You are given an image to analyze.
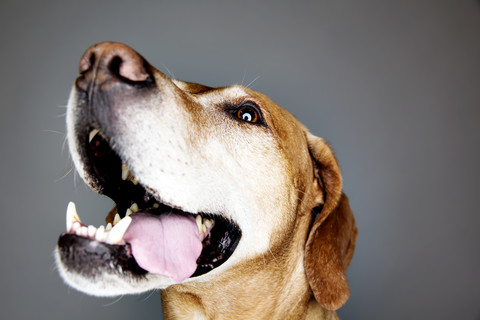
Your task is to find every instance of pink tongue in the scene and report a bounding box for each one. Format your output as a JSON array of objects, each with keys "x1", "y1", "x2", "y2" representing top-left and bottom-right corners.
[{"x1": 123, "y1": 213, "x2": 202, "y2": 282}]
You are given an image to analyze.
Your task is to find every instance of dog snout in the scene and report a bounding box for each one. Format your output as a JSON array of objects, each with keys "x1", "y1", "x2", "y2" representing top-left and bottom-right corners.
[{"x1": 76, "y1": 41, "x2": 152, "y2": 91}]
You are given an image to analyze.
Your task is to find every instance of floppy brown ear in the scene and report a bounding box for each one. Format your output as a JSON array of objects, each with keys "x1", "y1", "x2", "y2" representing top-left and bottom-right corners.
[{"x1": 304, "y1": 133, "x2": 357, "y2": 310}]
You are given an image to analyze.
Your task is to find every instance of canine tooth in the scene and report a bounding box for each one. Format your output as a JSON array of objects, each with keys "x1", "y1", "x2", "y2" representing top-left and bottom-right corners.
[
  {"x1": 121, "y1": 163, "x2": 130, "y2": 181},
  {"x1": 125, "y1": 208, "x2": 133, "y2": 216},
  {"x1": 66, "y1": 202, "x2": 81, "y2": 231},
  {"x1": 195, "y1": 215, "x2": 203, "y2": 233},
  {"x1": 113, "y1": 213, "x2": 121, "y2": 226},
  {"x1": 202, "y1": 224, "x2": 207, "y2": 233},
  {"x1": 88, "y1": 225, "x2": 97, "y2": 238},
  {"x1": 130, "y1": 203, "x2": 139, "y2": 213},
  {"x1": 106, "y1": 222, "x2": 113, "y2": 231},
  {"x1": 106, "y1": 216, "x2": 132, "y2": 244},
  {"x1": 89, "y1": 129, "x2": 100, "y2": 143}
]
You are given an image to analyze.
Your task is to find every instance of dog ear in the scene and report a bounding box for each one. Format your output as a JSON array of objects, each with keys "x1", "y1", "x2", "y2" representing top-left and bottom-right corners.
[{"x1": 304, "y1": 133, "x2": 357, "y2": 310}]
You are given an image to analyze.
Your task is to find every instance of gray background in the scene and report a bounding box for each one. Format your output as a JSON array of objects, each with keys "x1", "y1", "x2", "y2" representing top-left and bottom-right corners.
[{"x1": 1, "y1": 0, "x2": 479, "y2": 319}]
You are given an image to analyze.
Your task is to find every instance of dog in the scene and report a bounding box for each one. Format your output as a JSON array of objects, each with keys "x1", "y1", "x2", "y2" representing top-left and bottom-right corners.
[{"x1": 55, "y1": 42, "x2": 357, "y2": 320}]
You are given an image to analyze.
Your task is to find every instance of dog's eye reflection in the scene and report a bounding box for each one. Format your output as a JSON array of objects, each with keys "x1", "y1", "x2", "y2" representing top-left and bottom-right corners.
[{"x1": 237, "y1": 106, "x2": 259, "y2": 123}]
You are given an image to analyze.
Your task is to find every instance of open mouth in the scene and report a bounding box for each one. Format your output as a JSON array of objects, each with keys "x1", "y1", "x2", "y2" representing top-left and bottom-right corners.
[{"x1": 57, "y1": 129, "x2": 241, "y2": 282}]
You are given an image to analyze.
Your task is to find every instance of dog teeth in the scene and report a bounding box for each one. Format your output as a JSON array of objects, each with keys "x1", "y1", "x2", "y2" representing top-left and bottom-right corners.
[
  {"x1": 195, "y1": 215, "x2": 214, "y2": 235},
  {"x1": 65, "y1": 202, "x2": 132, "y2": 245},
  {"x1": 121, "y1": 163, "x2": 130, "y2": 181},
  {"x1": 96, "y1": 225, "x2": 106, "y2": 242},
  {"x1": 78, "y1": 226, "x2": 88, "y2": 238},
  {"x1": 130, "y1": 203, "x2": 139, "y2": 213},
  {"x1": 130, "y1": 176, "x2": 139, "y2": 185},
  {"x1": 66, "y1": 202, "x2": 81, "y2": 231},
  {"x1": 195, "y1": 215, "x2": 202, "y2": 231},
  {"x1": 125, "y1": 203, "x2": 139, "y2": 217},
  {"x1": 88, "y1": 129, "x2": 100, "y2": 143},
  {"x1": 65, "y1": 202, "x2": 213, "y2": 245},
  {"x1": 113, "y1": 213, "x2": 122, "y2": 226},
  {"x1": 204, "y1": 219, "x2": 213, "y2": 229},
  {"x1": 71, "y1": 221, "x2": 81, "y2": 233},
  {"x1": 87, "y1": 225, "x2": 97, "y2": 238},
  {"x1": 121, "y1": 163, "x2": 139, "y2": 185},
  {"x1": 106, "y1": 216, "x2": 132, "y2": 244}
]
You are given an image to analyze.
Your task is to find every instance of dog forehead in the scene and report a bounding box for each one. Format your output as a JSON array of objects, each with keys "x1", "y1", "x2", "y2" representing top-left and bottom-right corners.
[
  {"x1": 175, "y1": 81, "x2": 307, "y2": 130},
  {"x1": 169, "y1": 80, "x2": 313, "y2": 179},
  {"x1": 194, "y1": 85, "x2": 251, "y2": 105}
]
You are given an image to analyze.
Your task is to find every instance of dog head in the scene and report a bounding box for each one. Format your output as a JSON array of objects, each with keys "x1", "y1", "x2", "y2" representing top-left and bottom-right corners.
[{"x1": 56, "y1": 42, "x2": 356, "y2": 311}]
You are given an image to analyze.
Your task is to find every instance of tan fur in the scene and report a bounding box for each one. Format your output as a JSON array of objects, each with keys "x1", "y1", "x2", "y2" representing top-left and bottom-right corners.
[
  {"x1": 62, "y1": 42, "x2": 357, "y2": 320},
  {"x1": 157, "y1": 86, "x2": 357, "y2": 319}
]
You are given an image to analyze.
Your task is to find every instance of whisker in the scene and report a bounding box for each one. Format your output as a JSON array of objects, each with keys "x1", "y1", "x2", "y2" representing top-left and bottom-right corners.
[
  {"x1": 43, "y1": 129, "x2": 66, "y2": 136},
  {"x1": 62, "y1": 136, "x2": 69, "y2": 153},
  {"x1": 240, "y1": 69, "x2": 247, "y2": 87},
  {"x1": 161, "y1": 64, "x2": 176, "y2": 80},
  {"x1": 73, "y1": 170, "x2": 81, "y2": 188},
  {"x1": 103, "y1": 295, "x2": 124, "y2": 306},
  {"x1": 141, "y1": 289, "x2": 158, "y2": 301},
  {"x1": 291, "y1": 294, "x2": 306, "y2": 314},
  {"x1": 55, "y1": 165, "x2": 74, "y2": 183},
  {"x1": 268, "y1": 247, "x2": 279, "y2": 265},
  {"x1": 294, "y1": 188, "x2": 307, "y2": 196},
  {"x1": 245, "y1": 75, "x2": 261, "y2": 89}
]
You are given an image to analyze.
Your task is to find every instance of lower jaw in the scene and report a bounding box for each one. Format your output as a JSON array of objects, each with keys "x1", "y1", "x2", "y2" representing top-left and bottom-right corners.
[
  {"x1": 57, "y1": 233, "x2": 147, "y2": 277},
  {"x1": 57, "y1": 212, "x2": 241, "y2": 281}
]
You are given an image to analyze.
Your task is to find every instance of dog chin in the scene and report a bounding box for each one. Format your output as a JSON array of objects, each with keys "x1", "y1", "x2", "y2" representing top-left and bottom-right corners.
[{"x1": 55, "y1": 247, "x2": 175, "y2": 297}]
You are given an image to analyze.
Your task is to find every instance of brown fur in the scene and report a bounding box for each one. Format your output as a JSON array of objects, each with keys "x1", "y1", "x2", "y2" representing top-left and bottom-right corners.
[
  {"x1": 63, "y1": 42, "x2": 357, "y2": 320},
  {"x1": 159, "y1": 108, "x2": 357, "y2": 319}
]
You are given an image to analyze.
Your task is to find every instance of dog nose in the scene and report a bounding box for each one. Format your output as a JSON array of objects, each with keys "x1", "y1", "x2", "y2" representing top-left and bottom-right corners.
[{"x1": 78, "y1": 42, "x2": 150, "y2": 83}]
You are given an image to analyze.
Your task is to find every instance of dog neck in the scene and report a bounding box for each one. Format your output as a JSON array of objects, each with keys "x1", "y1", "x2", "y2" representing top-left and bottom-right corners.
[
  {"x1": 160, "y1": 222, "x2": 337, "y2": 320},
  {"x1": 160, "y1": 264, "x2": 310, "y2": 319},
  {"x1": 161, "y1": 269, "x2": 337, "y2": 320}
]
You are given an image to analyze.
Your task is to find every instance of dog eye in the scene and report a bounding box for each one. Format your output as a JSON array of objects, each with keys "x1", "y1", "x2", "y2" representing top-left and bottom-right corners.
[{"x1": 236, "y1": 105, "x2": 260, "y2": 123}]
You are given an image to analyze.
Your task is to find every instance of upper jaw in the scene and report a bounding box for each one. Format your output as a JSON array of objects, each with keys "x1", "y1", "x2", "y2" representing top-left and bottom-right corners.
[{"x1": 59, "y1": 107, "x2": 242, "y2": 290}]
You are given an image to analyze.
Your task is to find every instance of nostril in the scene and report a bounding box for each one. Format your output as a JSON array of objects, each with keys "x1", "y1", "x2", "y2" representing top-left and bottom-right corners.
[
  {"x1": 117, "y1": 56, "x2": 150, "y2": 82},
  {"x1": 107, "y1": 55, "x2": 150, "y2": 83},
  {"x1": 79, "y1": 51, "x2": 96, "y2": 74},
  {"x1": 78, "y1": 42, "x2": 152, "y2": 84},
  {"x1": 108, "y1": 56, "x2": 122, "y2": 78}
]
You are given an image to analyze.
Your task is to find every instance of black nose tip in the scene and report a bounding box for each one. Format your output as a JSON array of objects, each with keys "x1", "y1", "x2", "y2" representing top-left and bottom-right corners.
[{"x1": 79, "y1": 41, "x2": 150, "y2": 82}]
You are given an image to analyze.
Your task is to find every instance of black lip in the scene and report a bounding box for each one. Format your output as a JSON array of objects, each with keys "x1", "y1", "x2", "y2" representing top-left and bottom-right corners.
[
  {"x1": 59, "y1": 130, "x2": 241, "y2": 278},
  {"x1": 57, "y1": 233, "x2": 147, "y2": 278}
]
